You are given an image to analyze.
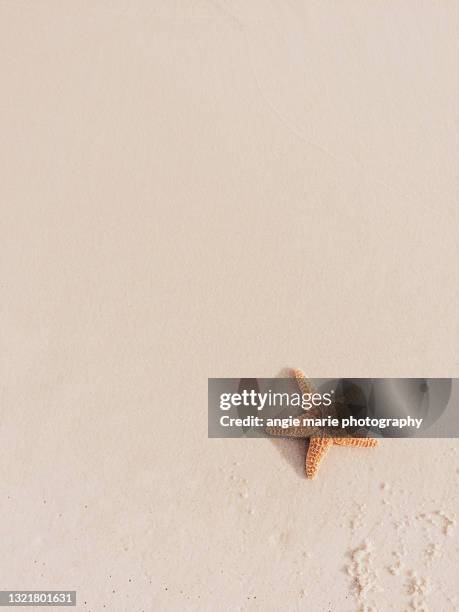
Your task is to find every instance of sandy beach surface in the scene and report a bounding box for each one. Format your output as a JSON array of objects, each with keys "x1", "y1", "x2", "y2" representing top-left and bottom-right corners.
[{"x1": 1, "y1": 2, "x2": 458, "y2": 610}]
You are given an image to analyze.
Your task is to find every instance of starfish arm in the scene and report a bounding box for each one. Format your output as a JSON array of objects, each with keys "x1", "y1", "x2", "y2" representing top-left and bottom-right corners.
[
  {"x1": 293, "y1": 369, "x2": 317, "y2": 395},
  {"x1": 306, "y1": 437, "x2": 333, "y2": 479},
  {"x1": 266, "y1": 425, "x2": 320, "y2": 438},
  {"x1": 333, "y1": 437, "x2": 378, "y2": 447}
]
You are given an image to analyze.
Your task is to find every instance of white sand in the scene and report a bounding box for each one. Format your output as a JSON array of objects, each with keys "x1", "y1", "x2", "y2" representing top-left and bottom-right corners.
[{"x1": 1, "y1": 1, "x2": 458, "y2": 610}]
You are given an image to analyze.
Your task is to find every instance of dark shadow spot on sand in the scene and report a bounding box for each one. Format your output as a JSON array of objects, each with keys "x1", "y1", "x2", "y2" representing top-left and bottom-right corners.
[{"x1": 270, "y1": 437, "x2": 307, "y2": 479}]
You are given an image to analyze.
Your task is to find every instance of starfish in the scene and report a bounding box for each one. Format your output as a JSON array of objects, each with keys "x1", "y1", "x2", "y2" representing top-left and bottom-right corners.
[{"x1": 266, "y1": 369, "x2": 378, "y2": 479}]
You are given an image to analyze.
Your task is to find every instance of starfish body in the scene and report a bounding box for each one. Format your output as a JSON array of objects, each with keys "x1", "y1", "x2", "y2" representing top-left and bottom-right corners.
[{"x1": 266, "y1": 369, "x2": 378, "y2": 479}]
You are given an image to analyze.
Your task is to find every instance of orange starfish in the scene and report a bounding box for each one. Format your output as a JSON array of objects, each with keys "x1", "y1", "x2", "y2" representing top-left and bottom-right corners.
[{"x1": 266, "y1": 369, "x2": 378, "y2": 479}]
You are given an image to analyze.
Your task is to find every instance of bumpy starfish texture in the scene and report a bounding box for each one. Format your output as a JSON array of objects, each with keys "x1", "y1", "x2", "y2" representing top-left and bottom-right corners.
[{"x1": 266, "y1": 369, "x2": 378, "y2": 479}]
